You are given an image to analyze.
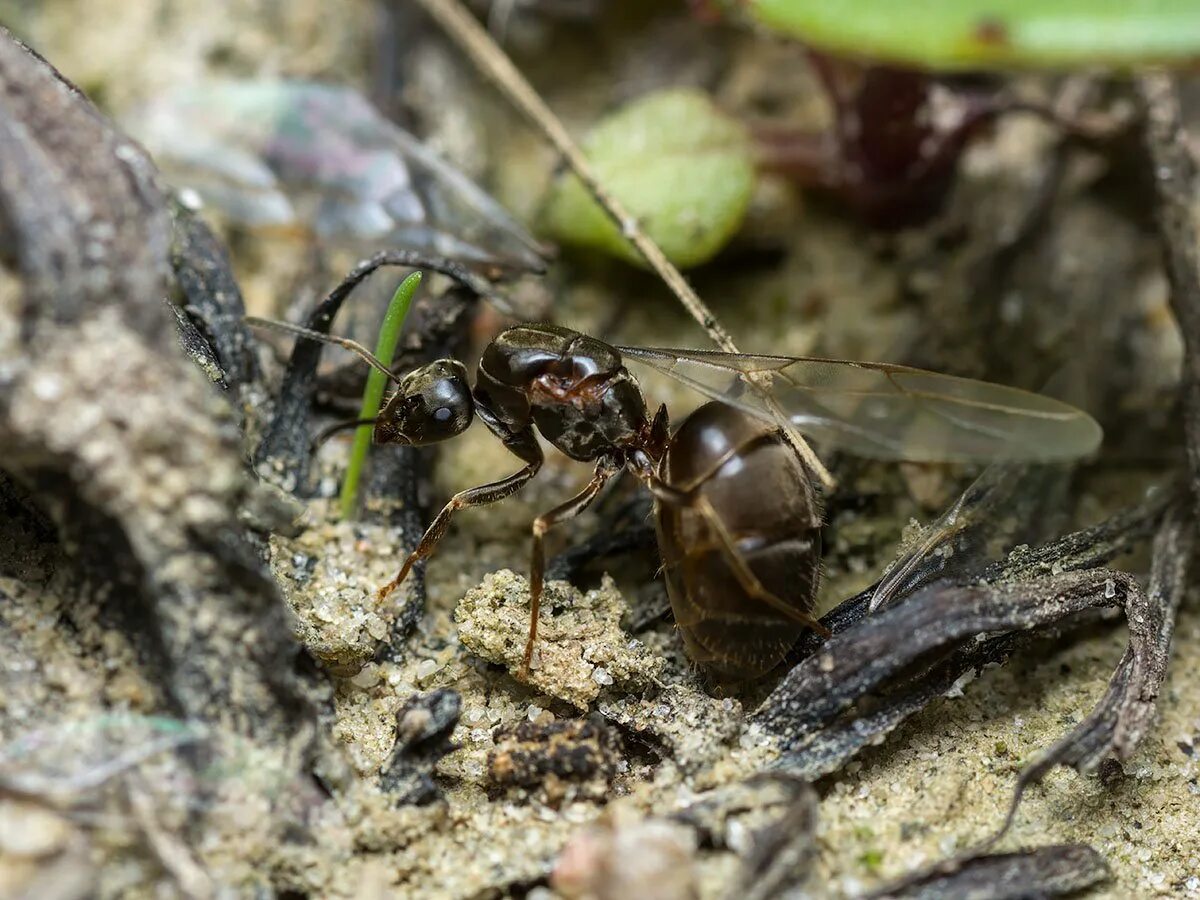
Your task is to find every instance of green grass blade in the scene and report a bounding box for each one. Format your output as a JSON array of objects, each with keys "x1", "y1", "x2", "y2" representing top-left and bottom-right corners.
[
  {"x1": 748, "y1": 0, "x2": 1200, "y2": 69},
  {"x1": 338, "y1": 270, "x2": 423, "y2": 520}
]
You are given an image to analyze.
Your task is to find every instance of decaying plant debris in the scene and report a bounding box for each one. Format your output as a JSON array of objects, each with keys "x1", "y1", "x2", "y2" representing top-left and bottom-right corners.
[
  {"x1": 0, "y1": 27, "x2": 310, "y2": 745},
  {"x1": 761, "y1": 485, "x2": 1181, "y2": 774},
  {"x1": 2, "y1": 2, "x2": 1199, "y2": 898},
  {"x1": 865, "y1": 843, "x2": 1111, "y2": 900}
]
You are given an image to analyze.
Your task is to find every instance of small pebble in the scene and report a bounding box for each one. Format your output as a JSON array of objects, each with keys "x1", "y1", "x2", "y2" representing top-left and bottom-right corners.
[
  {"x1": 416, "y1": 658, "x2": 440, "y2": 680},
  {"x1": 365, "y1": 615, "x2": 387, "y2": 641},
  {"x1": 725, "y1": 819, "x2": 750, "y2": 855},
  {"x1": 350, "y1": 665, "x2": 381, "y2": 688}
]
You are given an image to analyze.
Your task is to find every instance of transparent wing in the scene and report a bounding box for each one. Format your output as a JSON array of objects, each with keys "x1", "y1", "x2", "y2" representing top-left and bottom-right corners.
[
  {"x1": 617, "y1": 347, "x2": 1102, "y2": 463},
  {"x1": 868, "y1": 462, "x2": 1070, "y2": 612}
]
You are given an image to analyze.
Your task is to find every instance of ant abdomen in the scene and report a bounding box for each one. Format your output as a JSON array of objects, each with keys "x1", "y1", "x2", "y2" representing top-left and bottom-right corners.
[{"x1": 655, "y1": 402, "x2": 823, "y2": 680}]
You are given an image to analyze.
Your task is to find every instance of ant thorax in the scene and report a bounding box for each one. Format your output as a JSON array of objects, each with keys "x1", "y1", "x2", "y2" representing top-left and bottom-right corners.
[{"x1": 528, "y1": 367, "x2": 650, "y2": 462}]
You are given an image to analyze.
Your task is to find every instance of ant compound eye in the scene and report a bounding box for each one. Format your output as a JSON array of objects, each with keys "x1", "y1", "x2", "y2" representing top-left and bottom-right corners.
[{"x1": 433, "y1": 407, "x2": 453, "y2": 423}]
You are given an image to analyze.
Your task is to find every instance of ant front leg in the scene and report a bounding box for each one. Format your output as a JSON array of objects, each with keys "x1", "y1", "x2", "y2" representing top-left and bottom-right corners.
[
  {"x1": 378, "y1": 428, "x2": 543, "y2": 601},
  {"x1": 521, "y1": 457, "x2": 620, "y2": 677}
]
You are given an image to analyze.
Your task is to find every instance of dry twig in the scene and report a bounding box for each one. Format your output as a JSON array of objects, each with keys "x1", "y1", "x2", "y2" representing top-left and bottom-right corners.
[
  {"x1": 865, "y1": 843, "x2": 1109, "y2": 900},
  {"x1": 405, "y1": 0, "x2": 835, "y2": 489}
]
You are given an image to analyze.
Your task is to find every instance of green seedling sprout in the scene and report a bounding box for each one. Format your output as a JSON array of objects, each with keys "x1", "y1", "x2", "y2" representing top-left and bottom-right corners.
[{"x1": 338, "y1": 270, "x2": 423, "y2": 520}]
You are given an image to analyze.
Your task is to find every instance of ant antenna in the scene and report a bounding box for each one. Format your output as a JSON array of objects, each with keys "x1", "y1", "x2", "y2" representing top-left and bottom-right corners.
[
  {"x1": 245, "y1": 316, "x2": 400, "y2": 383},
  {"x1": 310, "y1": 417, "x2": 380, "y2": 454}
]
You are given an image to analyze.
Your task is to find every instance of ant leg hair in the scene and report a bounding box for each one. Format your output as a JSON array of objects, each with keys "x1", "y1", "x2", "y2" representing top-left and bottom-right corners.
[
  {"x1": 650, "y1": 472, "x2": 831, "y2": 639},
  {"x1": 310, "y1": 417, "x2": 378, "y2": 454},
  {"x1": 520, "y1": 458, "x2": 619, "y2": 678},
  {"x1": 692, "y1": 494, "x2": 830, "y2": 638},
  {"x1": 377, "y1": 429, "x2": 543, "y2": 601}
]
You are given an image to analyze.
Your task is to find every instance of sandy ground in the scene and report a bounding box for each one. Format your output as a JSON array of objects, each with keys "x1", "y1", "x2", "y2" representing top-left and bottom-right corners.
[{"x1": 0, "y1": 1, "x2": 1195, "y2": 898}]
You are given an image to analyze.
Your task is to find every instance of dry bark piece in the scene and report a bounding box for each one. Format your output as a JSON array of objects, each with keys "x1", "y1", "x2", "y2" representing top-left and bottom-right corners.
[
  {"x1": 865, "y1": 843, "x2": 1109, "y2": 900},
  {"x1": 767, "y1": 486, "x2": 1174, "y2": 776},
  {"x1": 487, "y1": 717, "x2": 620, "y2": 803},
  {"x1": 775, "y1": 631, "x2": 1021, "y2": 780},
  {"x1": 1002, "y1": 506, "x2": 1193, "y2": 817},
  {"x1": 168, "y1": 201, "x2": 261, "y2": 397},
  {"x1": 756, "y1": 569, "x2": 1137, "y2": 748},
  {"x1": 1137, "y1": 72, "x2": 1200, "y2": 523},
  {"x1": 791, "y1": 479, "x2": 1173, "y2": 665},
  {"x1": 0, "y1": 29, "x2": 169, "y2": 336},
  {"x1": 169, "y1": 302, "x2": 228, "y2": 390},
  {"x1": 380, "y1": 689, "x2": 461, "y2": 804}
]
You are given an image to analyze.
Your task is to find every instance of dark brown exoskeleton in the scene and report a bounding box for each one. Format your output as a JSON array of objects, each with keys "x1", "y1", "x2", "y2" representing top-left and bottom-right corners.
[
  {"x1": 247, "y1": 318, "x2": 1103, "y2": 680},
  {"x1": 367, "y1": 324, "x2": 828, "y2": 678},
  {"x1": 656, "y1": 402, "x2": 823, "y2": 679}
]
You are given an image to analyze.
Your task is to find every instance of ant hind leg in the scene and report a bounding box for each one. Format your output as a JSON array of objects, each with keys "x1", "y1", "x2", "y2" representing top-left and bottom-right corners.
[
  {"x1": 648, "y1": 469, "x2": 829, "y2": 640},
  {"x1": 693, "y1": 494, "x2": 830, "y2": 638}
]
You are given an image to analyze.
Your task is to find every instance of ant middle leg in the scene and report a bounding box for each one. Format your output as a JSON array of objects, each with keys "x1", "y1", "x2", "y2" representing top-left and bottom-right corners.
[
  {"x1": 378, "y1": 429, "x2": 543, "y2": 601},
  {"x1": 520, "y1": 457, "x2": 619, "y2": 677}
]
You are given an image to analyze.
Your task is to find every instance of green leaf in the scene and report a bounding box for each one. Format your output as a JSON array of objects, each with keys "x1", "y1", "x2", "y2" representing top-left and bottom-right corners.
[
  {"x1": 339, "y1": 271, "x2": 422, "y2": 521},
  {"x1": 748, "y1": 0, "x2": 1200, "y2": 69},
  {"x1": 540, "y1": 88, "x2": 755, "y2": 269}
]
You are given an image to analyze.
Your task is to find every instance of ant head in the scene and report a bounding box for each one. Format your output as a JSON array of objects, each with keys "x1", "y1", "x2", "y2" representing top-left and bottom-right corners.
[{"x1": 375, "y1": 360, "x2": 474, "y2": 446}]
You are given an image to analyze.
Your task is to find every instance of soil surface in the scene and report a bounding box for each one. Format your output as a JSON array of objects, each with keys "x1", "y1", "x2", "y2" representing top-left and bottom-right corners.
[{"x1": 0, "y1": 2, "x2": 1196, "y2": 899}]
